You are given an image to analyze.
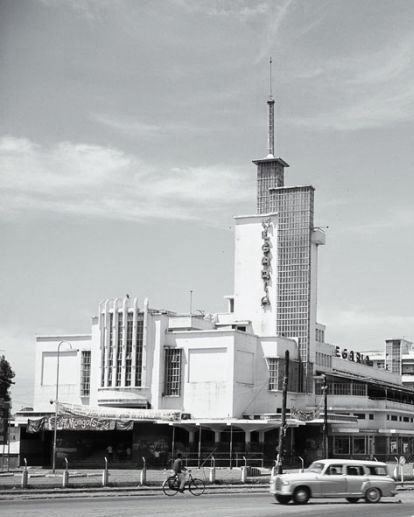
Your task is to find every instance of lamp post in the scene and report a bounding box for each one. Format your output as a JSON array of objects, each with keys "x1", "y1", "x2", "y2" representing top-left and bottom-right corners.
[
  {"x1": 52, "y1": 341, "x2": 73, "y2": 473},
  {"x1": 314, "y1": 374, "x2": 328, "y2": 458}
]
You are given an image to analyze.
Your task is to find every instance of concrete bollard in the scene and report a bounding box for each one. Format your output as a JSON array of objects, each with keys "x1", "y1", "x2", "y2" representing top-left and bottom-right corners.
[
  {"x1": 102, "y1": 457, "x2": 109, "y2": 487},
  {"x1": 209, "y1": 456, "x2": 216, "y2": 484},
  {"x1": 139, "y1": 456, "x2": 147, "y2": 486},
  {"x1": 21, "y1": 458, "x2": 28, "y2": 488},
  {"x1": 62, "y1": 457, "x2": 69, "y2": 488},
  {"x1": 241, "y1": 466, "x2": 247, "y2": 483}
]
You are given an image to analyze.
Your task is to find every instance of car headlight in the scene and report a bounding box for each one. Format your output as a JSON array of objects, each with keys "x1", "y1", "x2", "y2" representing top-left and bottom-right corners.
[{"x1": 281, "y1": 479, "x2": 290, "y2": 485}]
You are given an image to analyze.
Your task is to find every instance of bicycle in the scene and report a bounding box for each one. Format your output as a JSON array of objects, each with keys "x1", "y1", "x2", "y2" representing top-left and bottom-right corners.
[{"x1": 162, "y1": 469, "x2": 206, "y2": 496}]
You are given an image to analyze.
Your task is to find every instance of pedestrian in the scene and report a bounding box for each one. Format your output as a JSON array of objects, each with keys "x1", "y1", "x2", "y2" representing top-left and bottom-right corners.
[
  {"x1": 106, "y1": 445, "x2": 113, "y2": 462},
  {"x1": 172, "y1": 452, "x2": 187, "y2": 492}
]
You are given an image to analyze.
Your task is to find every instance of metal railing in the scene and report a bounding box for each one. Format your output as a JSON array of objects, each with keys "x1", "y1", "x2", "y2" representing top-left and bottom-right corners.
[{"x1": 183, "y1": 452, "x2": 264, "y2": 468}]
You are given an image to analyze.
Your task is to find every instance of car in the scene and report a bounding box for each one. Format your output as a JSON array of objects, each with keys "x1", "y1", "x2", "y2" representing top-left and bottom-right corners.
[{"x1": 270, "y1": 458, "x2": 397, "y2": 504}]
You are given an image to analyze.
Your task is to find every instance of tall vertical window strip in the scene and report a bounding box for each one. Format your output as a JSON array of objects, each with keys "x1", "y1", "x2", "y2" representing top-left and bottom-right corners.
[
  {"x1": 108, "y1": 312, "x2": 114, "y2": 387},
  {"x1": 164, "y1": 349, "x2": 182, "y2": 396},
  {"x1": 125, "y1": 313, "x2": 133, "y2": 386},
  {"x1": 80, "y1": 350, "x2": 91, "y2": 396},
  {"x1": 273, "y1": 188, "x2": 314, "y2": 369},
  {"x1": 268, "y1": 358, "x2": 278, "y2": 390},
  {"x1": 135, "y1": 318, "x2": 144, "y2": 386},
  {"x1": 116, "y1": 313, "x2": 123, "y2": 386}
]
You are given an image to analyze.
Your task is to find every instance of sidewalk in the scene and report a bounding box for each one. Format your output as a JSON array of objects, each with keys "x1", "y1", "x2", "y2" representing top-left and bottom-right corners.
[{"x1": 0, "y1": 467, "x2": 270, "y2": 497}]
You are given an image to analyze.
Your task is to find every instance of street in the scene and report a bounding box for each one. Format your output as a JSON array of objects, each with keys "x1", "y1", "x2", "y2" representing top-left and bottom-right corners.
[{"x1": 0, "y1": 491, "x2": 413, "y2": 517}]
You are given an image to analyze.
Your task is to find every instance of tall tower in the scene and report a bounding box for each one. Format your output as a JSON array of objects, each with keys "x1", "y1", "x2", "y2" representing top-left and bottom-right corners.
[
  {"x1": 254, "y1": 58, "x2": 289, "y2": 214},
  {"x1": 252, "y1": 59, "x2": 324, "y2": 392}
]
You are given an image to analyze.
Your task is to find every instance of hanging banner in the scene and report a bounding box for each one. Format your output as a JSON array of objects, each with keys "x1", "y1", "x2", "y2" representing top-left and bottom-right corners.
[
  {"x1": 27, "y1": 416, "x2": 134, "y2": 433},
  {"x1": 290, "y1": 408, "x2": 320, "y2": 421},
  {"x1": 58, "y1": 402, "x2": 181, "y2": 422}
]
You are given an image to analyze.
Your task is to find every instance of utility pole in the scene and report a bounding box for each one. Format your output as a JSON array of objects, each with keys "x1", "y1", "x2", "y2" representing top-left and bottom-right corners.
[
  {"x1": 322, "y1": 374, "x2": 328, "y2": 458},
  {"x1": 277, "y1": 350, "x2": 289, "y2": 474}
]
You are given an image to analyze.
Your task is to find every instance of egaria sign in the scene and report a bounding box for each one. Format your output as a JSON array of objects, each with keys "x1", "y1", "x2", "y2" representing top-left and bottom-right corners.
[{"x1": 335, "y1": 346, "x2": 371, "y2": 366}]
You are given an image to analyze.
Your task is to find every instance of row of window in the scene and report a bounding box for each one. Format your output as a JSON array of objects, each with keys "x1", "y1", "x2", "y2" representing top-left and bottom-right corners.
[
  {"x1": 387, "y1": 414, "x2": 413, "y2": 422},
  {"x1": 101, "y1": 313, "x2": 144, "y2": 388}
]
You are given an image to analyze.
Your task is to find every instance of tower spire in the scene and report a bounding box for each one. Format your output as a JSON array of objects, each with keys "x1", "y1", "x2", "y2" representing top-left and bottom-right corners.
[{"x1": 267, "y1": 56, "x2": 275, "y2": 159}]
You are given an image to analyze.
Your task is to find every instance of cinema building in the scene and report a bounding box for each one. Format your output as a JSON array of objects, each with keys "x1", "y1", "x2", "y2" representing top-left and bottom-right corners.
[{"x1": 13, "y1": 91, "x2": 414, "y2": 468}]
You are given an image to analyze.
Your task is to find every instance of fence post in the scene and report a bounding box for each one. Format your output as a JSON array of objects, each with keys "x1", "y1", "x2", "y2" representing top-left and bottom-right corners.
[
  {"x1": 209, "y1": 456, "x2": 216, "y2": 484},
  {"x1": 393, "y1": 456, "x2": 399, "y2": 480},
  {"x1": 102, "y1": 457, "x2": 109, "y2": 487},
  {"x1": 62, "y1": 457, "x2": 69, "y2": 488},
  {"x1": 240, "y1": 456, "x2": 247, "y2": 483},
  {"x1": 140, "y1": 456, "x2": 147, "y2": 486},
  {"x1": 21, "y1": 458, "x2": 28, "y2": 488}
]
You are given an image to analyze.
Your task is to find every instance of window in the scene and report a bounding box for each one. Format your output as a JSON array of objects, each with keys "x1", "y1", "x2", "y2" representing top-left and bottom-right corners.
[
  {"x1": 116, "y1": 313, "x2": 123, "y2": 386},
  {"x1": 125, "y1": 315, "x2": 133, "y2": 386},
  {"x1": 80, "y1": 351, "x2": 91, "y2": 396},
  {"x1": 391, "y1": 415, "x2": 398, "y2": 421},
  {"x1": 353, "y1": 437, "x2": 366, "y2": 455},
  {"x1": 268, "y1": 358, "x2": 278, "y2": 390},
  {"x1": 164, "y1": 349, "x2": 182, "y2": 396},
  {"x1": 334, "y1": 437, "x2": 350, "y2": 455},
  {"x1": 369, "y1": 414, "x2": 374, "y2": 420},
  {"x1": 327, "y1": 465, "x2": 343, "y2": 475},
  {"x1": 347, "y1": 465, "x2": 364, "y2": 476},
  {"x1": 135, "y1": 319, "x2": 144, "y2": 386},
  {"x1": 367, "y1": 465, "x2": 387, "y2": 476},
  {"x1": 355, "y1": 413, "x2": 366, "y2": 420}
]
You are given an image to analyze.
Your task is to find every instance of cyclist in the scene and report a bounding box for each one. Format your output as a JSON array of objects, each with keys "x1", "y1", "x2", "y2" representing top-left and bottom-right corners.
[{"x1": 172, "y1": 453, "x2": 187, "y2": 492}]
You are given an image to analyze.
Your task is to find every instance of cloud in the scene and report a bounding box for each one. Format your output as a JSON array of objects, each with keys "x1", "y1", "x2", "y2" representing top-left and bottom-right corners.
[
  {"x1": 255, "y1": 0, "x2": 295, "y2": 63},
  {"x1": 39, "y1": 0, "x2": 125, "y2": 21},
  {"x1": 92, "y1": 113, "x2": 206, "y2": 139},
  {"x1": 289, "y1": 33, "x2": 414, "y2": 131},
  {"x1": 0, "y1": 136, "x2": 252, "y2": 223},
  {"x1": 171, "y1": 0, "x2": 269, "y2": 19}
]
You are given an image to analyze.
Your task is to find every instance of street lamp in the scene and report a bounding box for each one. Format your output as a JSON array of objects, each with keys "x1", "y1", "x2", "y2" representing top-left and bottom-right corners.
[
  {"x1": 314, "y1": 374, "x2": 328, "y2": 458},
  {"x1": 52, "y1": 340, "x2": 74, "y2": 473}
]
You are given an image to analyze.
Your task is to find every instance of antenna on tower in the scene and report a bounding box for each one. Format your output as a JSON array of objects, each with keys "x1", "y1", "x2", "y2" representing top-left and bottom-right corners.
[
  {"x1": 269, "y1": 56, "x2": 273, "y2": 100},
  {"x1": 267, "y1": 56, "x2": 275, "y2": 159}
]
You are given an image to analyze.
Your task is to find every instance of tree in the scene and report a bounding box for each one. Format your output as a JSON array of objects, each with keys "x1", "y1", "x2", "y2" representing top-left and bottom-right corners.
[{"x1": 0, "y1": 355, "x2": 15, "y2": 403}]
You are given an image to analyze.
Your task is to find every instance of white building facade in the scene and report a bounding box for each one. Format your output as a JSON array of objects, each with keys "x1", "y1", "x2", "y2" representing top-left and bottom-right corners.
[{"x1": 15, "y1": 89, "x2": 414, "y2": 468}]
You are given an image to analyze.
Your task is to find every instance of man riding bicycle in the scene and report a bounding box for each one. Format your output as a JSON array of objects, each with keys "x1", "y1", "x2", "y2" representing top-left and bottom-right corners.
[{"x1": 172, "y1": 453, "x2": 187, "y2": 492}]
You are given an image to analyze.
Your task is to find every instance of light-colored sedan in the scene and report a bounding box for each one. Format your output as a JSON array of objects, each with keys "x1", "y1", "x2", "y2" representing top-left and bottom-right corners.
[{"x1": 270, "y1": 459, "x2": 397, "y2": 504}]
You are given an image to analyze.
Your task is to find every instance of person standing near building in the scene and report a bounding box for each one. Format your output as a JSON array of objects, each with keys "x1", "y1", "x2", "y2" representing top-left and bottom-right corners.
[{"x1": 173, "y1": 453, "x2": 187, "y2": 492}]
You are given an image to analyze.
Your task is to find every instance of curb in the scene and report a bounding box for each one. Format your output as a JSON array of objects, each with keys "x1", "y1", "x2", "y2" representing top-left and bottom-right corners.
[{"x1": 0, "y1": 484, "x2": 269, "y2": 500}]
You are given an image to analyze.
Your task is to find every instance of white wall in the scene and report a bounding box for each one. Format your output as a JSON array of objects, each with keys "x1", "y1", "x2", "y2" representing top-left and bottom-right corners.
[
  {"x1": 233, "y1": 213, "x2": 278, "y2": 336},
  {"x1": 33, "y1": 335, "x2": 91, "y2": 412}
]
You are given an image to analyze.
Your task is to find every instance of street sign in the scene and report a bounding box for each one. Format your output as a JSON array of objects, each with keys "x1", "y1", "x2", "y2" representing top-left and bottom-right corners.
[{"x1": 399, "y1": 456, "x2": 406, "y2": 465}]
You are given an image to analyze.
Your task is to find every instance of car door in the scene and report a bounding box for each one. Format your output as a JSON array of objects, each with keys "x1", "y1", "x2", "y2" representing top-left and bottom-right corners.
[
  {"x1": 317, "y1": 464, "x2": 346, "y2": 497},
  {"x1": 345, "y1": 464, "x2": 366, "y2": 496}
]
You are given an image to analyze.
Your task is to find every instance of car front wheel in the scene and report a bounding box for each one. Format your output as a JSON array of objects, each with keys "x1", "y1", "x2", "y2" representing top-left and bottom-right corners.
[
  {"x1": 365, "y1": 487, "x2": 381, "y2": 503},
  {"x1": 293, "y1": 486, "x2": 310, "y2": 504}
]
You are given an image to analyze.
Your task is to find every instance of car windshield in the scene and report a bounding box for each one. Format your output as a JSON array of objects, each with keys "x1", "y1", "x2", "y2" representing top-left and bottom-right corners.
[{"x1": 306, "y1": 462, "x2": 324, "y2": 473}]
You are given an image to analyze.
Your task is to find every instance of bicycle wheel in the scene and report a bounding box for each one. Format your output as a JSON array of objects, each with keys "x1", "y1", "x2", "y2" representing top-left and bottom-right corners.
[
  {"x1": 162, "y1": 475, "x2": 180, "y2": 496},
  {"x1": 189, "y1": 478, "x2": 205, "y2": 496}
]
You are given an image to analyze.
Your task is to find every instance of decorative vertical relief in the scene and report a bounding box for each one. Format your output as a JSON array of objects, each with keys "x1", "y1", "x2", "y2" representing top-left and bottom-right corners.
[{"x1": 261, "y1": 219, "x2": 272, "y2": 306}]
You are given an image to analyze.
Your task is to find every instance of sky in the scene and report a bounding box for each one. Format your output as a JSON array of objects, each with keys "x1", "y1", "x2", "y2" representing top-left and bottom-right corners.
[{"x1": 1, "y1": 0, "x2": 414, "y2": 410}]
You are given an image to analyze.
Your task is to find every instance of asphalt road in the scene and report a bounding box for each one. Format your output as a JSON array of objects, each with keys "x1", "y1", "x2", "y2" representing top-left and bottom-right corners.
[{"x1": 0, "y1": 492, "x2": 413, "y2": 517}]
